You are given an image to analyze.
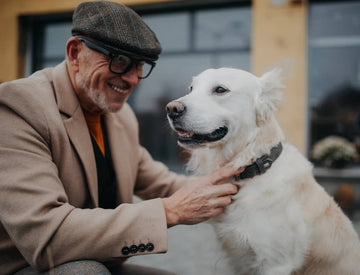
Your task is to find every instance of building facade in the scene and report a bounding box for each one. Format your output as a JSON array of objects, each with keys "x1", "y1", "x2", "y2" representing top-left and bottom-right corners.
[{"x1": 1, "y1": 0, "x2": 359, "y2": 185}]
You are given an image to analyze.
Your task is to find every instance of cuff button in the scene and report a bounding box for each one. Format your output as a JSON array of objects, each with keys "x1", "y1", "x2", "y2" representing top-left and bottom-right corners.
[
  {"x1": 146, "y1": 243, "x2": 154, "y2": 252},
  {"x1": 130, "y1": 244, "x2": 139, "y2": 254},
  {"x1": 138, "y1": 243, "x2": 146, "y2": 252},
  {"x1": 121, "y1": 246, "x2": 130, "y2": 255}
]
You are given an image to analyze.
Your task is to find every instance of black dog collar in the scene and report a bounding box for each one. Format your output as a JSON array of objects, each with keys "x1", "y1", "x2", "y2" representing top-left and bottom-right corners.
[{"x1": 233, "y1": 143, "x2": 283, "y2": 181}]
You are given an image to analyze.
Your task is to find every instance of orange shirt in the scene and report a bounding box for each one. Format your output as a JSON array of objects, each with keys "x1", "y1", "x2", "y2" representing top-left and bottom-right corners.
[{"x1": 83, "y1": 111, "x2": 105, "y2": 156}]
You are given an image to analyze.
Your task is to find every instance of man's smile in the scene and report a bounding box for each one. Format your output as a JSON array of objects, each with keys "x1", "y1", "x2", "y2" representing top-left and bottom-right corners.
[{"x1": 108, "y1": 83, "x2": 129, "y2": 94}]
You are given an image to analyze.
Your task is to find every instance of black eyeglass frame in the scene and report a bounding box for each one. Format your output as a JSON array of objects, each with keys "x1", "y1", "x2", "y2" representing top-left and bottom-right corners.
[{"x1": 77, "y1": 37, "x2": 156, "y2": 79}]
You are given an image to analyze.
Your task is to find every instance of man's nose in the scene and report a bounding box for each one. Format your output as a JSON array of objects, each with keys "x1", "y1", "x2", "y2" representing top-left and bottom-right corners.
[
  {"x1": 120, "y1": 64, "x2": 140, "y2": 86},
  {"x1": 166, "y1": 101, "x2": 186, "y2": 120}
]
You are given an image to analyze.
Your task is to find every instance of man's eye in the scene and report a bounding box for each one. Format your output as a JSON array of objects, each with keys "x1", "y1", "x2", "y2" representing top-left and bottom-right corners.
[
  {"x1": 113, "y1": 55, "x2": 131, "y2": 65},
  {"x1": 214, "y1": 86, "x2": 229, "y2": 94}
]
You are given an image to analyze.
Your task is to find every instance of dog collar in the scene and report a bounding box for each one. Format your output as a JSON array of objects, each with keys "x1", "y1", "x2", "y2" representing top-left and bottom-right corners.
[{"x1": 233, "y1": 142, "x2": 283, "y2": 181}]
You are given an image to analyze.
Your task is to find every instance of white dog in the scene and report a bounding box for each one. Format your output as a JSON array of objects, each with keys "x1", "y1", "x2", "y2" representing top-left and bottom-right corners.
[{"x1": 166, "y1": 67, "x2": 360, "y2": 275}]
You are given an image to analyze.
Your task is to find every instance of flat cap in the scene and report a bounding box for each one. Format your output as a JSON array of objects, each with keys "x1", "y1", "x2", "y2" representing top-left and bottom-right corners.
[{"x1": 72, "y1": 1, "x2": 162, "y2": 60}]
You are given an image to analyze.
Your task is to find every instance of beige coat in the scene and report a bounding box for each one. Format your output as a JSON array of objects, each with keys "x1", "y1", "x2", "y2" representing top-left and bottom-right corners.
[{"x1": 0, "y1": 61, "x2": 187, "y2": 274}]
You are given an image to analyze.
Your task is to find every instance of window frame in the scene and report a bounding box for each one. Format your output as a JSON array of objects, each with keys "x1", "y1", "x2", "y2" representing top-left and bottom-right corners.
[
  {"x1": 20, "y1": 0, "x2": 252, "y2": 172},
  {"x1": 307, "y1": 0, "x2": 360, "y2": 186},
  {"x1": 20, "y1": 0, "x2": 251, "y2": 75}
]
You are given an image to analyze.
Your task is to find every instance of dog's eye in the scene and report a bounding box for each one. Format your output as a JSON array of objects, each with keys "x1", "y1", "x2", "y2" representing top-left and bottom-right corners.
[
  {"x1": 189, "y1": 86, "x2": 193, "y2": 92},
  {"x1": 214, "y1": 86, "x2": 229, "y2": 94}
]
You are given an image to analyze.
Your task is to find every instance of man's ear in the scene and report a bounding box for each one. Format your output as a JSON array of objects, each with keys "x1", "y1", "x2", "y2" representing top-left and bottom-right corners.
[
  {"x1": 255, "y1": 67, "x2": 284, "y2": 125},
  {"x1": 66, "y1": 37, "x2": 81, "y2": 71}
]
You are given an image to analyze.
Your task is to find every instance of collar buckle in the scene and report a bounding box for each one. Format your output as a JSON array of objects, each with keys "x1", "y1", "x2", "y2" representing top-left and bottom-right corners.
[
  {"x1": 261, "y1": 155, "x2": 273, "y2": 169},
  {"x1": 255, "y1": 155, "x2": 273, "y2": 174},
  {"x1": 234, "y1": 142, "x2": 283, "y2": 181}
]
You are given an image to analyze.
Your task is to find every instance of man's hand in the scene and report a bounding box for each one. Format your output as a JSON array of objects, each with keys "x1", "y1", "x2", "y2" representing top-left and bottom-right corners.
[{"x1": 162, "y1": 167, "x2": 243, "y2": 227}]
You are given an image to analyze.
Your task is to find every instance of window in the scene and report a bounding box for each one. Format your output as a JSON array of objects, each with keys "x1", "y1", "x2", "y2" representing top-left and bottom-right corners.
[
  {"x1": 308, "y1": 1, "x2": 360, "y2": 170},
  {"x1": 24, "y1": 2, "x2": 252, "y2": 172},
  {"x1": 133, "y1": 7, "x2": 251, "y2": 171},
  {"x1": 41, "y1": 23, "x2": 72, "y2": 68}
]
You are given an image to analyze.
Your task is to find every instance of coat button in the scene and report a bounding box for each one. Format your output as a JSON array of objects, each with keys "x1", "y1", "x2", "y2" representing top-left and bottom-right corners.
[
  {"x1": 146, "y1": 243, "x2": 154, "y2": 252},
  {"x1": 138, "y1": 243, "x2": 146, "y2": 252},
  {"x1": 130, "y1": 244, "x2": 138, "y2": 254},
  {"x1": 121, "y1": 246, "x2": 130, "y2": 255}
]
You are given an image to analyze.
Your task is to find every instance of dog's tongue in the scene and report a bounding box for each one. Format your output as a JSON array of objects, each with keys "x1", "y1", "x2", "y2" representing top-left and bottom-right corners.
[{"x1": 177, "y1": 129, "x2": 193, "y2": 138}]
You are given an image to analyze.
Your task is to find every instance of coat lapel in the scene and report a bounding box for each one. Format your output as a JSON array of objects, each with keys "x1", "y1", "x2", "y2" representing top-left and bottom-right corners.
[
  {"x1": 52, "y1": 62, "x2": 98, "y2": 206},
  {"x1": 104, "y1": 112, "x2": 134, "y2": 204}
]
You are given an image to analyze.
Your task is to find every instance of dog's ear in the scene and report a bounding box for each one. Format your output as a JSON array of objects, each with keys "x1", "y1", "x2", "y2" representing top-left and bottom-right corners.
[{"x1": 255, "y1": 67, "x2": 284, "y2": 125}]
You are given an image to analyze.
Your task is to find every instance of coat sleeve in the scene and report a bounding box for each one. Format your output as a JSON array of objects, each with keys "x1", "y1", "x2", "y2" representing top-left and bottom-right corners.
[
  {"x1": 134, "y1": 146, "x2": 188, "y2": 200},
  {"x1": 115, "y1": 104, "x2": 189, "y2": 200},
  {"x1": 0, "y1": 80, "x2": 172, "y2": 271}
]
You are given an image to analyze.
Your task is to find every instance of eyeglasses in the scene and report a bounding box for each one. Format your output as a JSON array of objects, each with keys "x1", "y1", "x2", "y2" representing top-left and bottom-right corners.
[{"x1": 78, "y1": 37, "x2": 156, "y2": 79}]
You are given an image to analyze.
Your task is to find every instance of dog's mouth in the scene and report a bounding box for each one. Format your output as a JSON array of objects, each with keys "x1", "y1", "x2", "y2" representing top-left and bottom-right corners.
[{"x1": 175, "y1": 126, "x2": 228, "y2": 145}]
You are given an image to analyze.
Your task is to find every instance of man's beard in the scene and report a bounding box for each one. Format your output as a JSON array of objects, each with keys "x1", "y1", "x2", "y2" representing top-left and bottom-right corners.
[{"x1": 75, "y1": 73, "x2": 118, "y2": 113}]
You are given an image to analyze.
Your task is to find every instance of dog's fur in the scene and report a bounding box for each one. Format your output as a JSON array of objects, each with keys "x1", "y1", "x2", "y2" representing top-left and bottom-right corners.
[{"x1": 166, "y1": 67, "x2": 360, "y2": 275}]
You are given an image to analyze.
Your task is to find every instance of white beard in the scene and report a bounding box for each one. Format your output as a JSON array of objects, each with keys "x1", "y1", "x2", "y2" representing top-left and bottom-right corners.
[{"x1": 75, "y1": 72, "x2": 116, "y2": 113}]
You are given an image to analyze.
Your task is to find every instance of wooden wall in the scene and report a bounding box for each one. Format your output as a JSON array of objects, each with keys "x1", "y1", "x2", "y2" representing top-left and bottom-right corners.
[{"x1": 252, "y1": 0, "x2": 307, "y2": 152}]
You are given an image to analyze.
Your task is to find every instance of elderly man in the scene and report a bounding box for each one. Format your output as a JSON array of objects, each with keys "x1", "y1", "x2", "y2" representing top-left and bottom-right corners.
[{"x1": 0, "y1": 1, "x2": 240, "y2": 274}]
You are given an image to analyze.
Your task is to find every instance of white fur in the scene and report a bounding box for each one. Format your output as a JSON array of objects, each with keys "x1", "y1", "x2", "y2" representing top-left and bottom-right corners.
[{"x1": 167, "y1": 67, "x2": 360, "y2": 274}]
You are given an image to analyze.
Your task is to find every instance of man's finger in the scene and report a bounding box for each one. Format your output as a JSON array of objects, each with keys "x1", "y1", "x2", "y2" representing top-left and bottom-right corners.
[
  {"x1": 213, "y1": 196, "x2": 233, "y2": 208},
  {"x1": 210, "y1": 166, "x2": 244, "y2": 184},
  {"x1": 213, "y1": 183, "x2": 238, "y2": 196}
]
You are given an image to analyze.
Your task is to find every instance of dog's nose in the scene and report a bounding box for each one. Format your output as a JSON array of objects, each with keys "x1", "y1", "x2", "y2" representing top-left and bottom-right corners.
[{"x1": 166, "y1": 101, "x2": 186, "y2": 120}]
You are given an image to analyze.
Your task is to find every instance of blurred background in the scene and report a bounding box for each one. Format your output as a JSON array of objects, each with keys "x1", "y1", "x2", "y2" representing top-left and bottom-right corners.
[{"x1": 1, "y1": 0, "x2": 359, "y2": 274}]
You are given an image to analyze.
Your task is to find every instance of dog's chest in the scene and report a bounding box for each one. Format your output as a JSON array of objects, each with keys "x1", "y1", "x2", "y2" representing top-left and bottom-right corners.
[
  {"x1": 213, "y1": 187, "x2": 295, "y2": 242},
  {"x1": 211, "y1": 181, "x2": 308, "y2": 272}
]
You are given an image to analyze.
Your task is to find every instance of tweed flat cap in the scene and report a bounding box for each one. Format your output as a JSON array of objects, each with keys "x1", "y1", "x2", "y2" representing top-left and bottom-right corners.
[{"x1": 72, "y1": 1, "x2": 161, "y2": 60}]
